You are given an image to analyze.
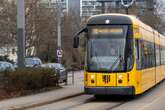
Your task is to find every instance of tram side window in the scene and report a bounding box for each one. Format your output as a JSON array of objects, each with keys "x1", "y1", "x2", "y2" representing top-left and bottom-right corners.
[
  {"x1": 156, "y1": 45, "x2": 160, "y2": 66},
  {"x1": 135, "y1": 40, "x2": 141, "y2": 70},
  {"x1": 141, "y1": 41, "x2": 155, "y2": 69},
  {"x1": 160, "y1": 47, "x2": 165, "y2": 65}
]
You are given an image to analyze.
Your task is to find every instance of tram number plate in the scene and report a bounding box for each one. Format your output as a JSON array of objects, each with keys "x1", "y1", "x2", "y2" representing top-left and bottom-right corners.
[{"x1": 102, "y1": 75, "x2": 110, "y2": 84}]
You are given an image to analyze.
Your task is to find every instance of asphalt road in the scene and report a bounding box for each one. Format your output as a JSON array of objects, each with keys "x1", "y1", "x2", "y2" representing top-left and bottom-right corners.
[
  {"x1": 24, "y1": 75, "x2": 165, "y2": 110},
  {"x1": 112, "y1": 80, "x2": 165, "y2": 110}
]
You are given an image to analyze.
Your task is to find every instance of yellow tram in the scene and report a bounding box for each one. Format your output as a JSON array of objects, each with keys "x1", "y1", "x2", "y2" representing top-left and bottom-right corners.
[{"x1": 73, "y1": 14, "x2": 165, "y2": 95}]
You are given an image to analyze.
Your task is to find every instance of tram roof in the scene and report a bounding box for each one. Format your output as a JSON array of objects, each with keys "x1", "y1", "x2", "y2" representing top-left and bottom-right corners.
[
  {"x1": 87, "y1": 13, "x2": 138, "y2": 25},
  {"x1": 87, "y1": 13, "x2": 153, "y2": 32}
]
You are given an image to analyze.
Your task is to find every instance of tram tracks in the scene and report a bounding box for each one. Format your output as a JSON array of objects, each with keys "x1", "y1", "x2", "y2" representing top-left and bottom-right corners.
[
  {"x1": 12, "y1": 94, "x2": 131, "y2": 110},
  {"x1": 25, "y1": 95, "x2": 130, "y2": 110},
  {"x1": 105, "y1": 102, "x2": 126, "y2": 110}
]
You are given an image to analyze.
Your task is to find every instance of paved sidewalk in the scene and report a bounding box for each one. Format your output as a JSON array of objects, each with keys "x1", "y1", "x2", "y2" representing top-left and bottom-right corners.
[{"x1": 0, "y1": 71, "x2": 84, "y2": 110}]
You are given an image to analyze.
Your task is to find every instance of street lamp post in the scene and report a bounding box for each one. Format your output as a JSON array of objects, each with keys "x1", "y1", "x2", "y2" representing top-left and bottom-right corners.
[
  {"x1": 17, "y1": 0, "x2": 25, "y2": 68},
  {"x1": 49, "y1": 0, "x2": 63, "y2": 64},
  {"x1": 56, "y1": 0, "x2": 62, "y2": 64},
  {"x1": 101, "y1": 2, "x2": 105, "y2": 13}
]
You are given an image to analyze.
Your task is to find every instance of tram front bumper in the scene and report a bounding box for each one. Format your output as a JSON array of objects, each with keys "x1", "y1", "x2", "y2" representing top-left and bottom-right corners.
[{"x1": 85, "y1": 86, "x2": 135, "y2": 95}]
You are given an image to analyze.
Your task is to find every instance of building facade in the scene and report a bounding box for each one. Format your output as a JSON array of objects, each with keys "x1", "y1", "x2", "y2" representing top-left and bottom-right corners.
[
  {"x1": 68, "y1": 0, "x2": 80, "y2": 16},
  {"x1": 40, "y1": 0, "x2": 68, "y2": 11},
  {"x1": 80, "y1": 0, "x2": 153, "y2": 18},
  {"x1": 80, "y1": 0, "x2": 102, "y2": 18},
  {"x1": 96, "y1": 0, "x2": 154, "y2": 14},
  {"x1": 40, "y1": 0, "x2": 155, "y2": 19}
]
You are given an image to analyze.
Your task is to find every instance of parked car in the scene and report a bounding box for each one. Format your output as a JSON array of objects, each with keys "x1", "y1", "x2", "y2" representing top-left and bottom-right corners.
[
  {"x1": 25, "y1": 57, "x2": 42, "y2": 67},
  {"x1": 41, "y1": 63, "x2": 67, "y2": 83},
  {"x1": 0, "y1": 61, "x2": 15, "y2": 71},
  {"x1": 13, "y1": 63, "x2": 18, "y2": 68}
]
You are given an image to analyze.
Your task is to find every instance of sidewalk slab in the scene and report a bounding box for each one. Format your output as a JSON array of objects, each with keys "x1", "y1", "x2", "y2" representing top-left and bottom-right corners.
[{"x1": 0, "y1": 71, "x2": 84, "y2": 110}]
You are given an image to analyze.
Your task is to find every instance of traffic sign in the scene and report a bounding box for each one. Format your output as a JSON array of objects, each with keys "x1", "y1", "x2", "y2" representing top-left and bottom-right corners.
[
  {"x1": 121, "y1": 0, "x2": 135, "y2": 8},
  {"x1": 57, "y1": 49, "x2": 63, "y2": 58}
]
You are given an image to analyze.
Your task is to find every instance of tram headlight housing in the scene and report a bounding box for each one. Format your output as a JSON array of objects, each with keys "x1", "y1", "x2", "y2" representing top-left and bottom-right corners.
[
  {"x1": 118, "y1": 75, "x2": 123, "y2": 84},
  {"x1": 90, "y1": 75, "x2": 95, "y2": 83}
]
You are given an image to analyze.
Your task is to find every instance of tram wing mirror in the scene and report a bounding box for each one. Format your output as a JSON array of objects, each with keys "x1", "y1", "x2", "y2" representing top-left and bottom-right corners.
[
  {"x1": 73, "y1": 28, "x2": 88, "y2": 48},
  {"x1": 73, "y1": 37, "x2": 79, "y2": 48}
]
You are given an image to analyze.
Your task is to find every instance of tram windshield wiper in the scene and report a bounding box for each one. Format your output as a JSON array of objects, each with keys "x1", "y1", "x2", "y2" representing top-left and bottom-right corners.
[{"x1": 110, "y1": 55, "x2": 123, "y2": 71}]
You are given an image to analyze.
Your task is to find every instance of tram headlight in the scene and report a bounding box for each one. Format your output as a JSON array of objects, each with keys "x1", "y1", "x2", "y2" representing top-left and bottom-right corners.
[
  {"x1": 118, "y1": 75, "x2": 123, "y2": 79},
  {"x1": 91, "y1": 75, "x2": 95, "y2": 79}
]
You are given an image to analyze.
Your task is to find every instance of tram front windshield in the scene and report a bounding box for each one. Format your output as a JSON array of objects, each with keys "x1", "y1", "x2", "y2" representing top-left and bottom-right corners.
[{"x1": 87, "y1": 25, "x2": 128, "y2": 72}]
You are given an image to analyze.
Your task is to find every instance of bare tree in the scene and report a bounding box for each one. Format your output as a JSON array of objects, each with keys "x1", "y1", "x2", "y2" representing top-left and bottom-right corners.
[
  {"x1": 25, "y1": 0, "x2": 58, "y2": 59},
  {"x1": 0, "y1": 0, "x2": 16, "y2": 47},
  {"x1": 154, "y1": 0, "x2": 165, "y2": 34},
  {"x1": 61, "y1": 10, "x2": 84, "y2": 69}
]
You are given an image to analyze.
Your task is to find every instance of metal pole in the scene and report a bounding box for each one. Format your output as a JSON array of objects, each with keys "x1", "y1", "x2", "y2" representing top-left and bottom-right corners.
[
  {"x1": 116, "y1": 1, "x2": 120, "y2": 13},
  {"x1": 57, "y1": 0, "x2": 62, "y2": 64},
  {"x1": 48, "y1": 0, "x2": 52, "y2": 8},
  {"x1": 126, "y1": 7, "x2": 129, "y2": 14},
  {"x1": 17, "y1": 0, "x2": 25, "y2": 68},
  {"x1": 55, "y1": 0, "x2": 62, "y2": 84},
  {"x1": 72, "y1": 71, "x2": 74, "y2": 85},
  {"x1": 101, "y1": 2, "x2": 105, "y2": 13}
]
